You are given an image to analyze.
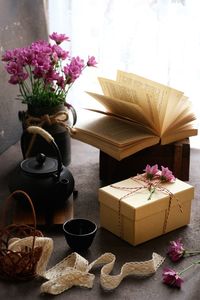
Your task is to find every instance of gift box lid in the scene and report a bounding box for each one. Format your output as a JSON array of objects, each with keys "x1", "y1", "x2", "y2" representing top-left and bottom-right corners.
[{"x1": 99, "y1": 177, "x2": 194, "y2": 221}]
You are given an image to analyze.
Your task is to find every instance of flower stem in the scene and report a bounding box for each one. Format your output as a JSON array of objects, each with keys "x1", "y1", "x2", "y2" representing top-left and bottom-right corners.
[
  {"x1": 179, "y1": 260, "x2": 200, "y2": 275},
  {"x1": 184, "y1": 250, "x2": 200, "y2": 257},
  {"x1": 147, "y1": 187, "x2": 155, "y2": 201}
]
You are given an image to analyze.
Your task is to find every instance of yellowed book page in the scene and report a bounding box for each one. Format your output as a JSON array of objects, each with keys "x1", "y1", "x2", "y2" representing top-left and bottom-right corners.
[
  {"x1": 116, "y1": 70, "x2": 183, "y2": 126},
  {"x1": 162, "y1": 109, "x2": 196, "y2": 135},
  {"x1": 72, "y1": 112, "x2": 160, "y2": 160},
  {"x1": 98, "y1": 77, "x2": 160, "y2": 133},
  {"x1": 72, "y1": 130, "x2": 160, "y2": 160},
  {"x1": 73, "y1": 109, "x2": 159, "y2": 148},
  {"x1": 86, "y1": 92, "x2": 159, "y2": 135},
  {"x1": 161, "y1": 125, "x2": 198, "y2": 145},
  {"x1": 161, "y1": 96, "x2": 196, "y2": 135}
]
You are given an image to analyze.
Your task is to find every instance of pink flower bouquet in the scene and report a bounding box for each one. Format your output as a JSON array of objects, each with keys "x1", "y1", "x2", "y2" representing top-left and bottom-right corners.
[{"x1": 1, "y1": 32, "x2": 97, "y2": 107}]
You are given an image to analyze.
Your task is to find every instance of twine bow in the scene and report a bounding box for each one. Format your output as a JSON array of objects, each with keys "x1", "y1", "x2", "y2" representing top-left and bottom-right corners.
[
  {"x1": 25, "y1": 110, "x2": 69, "y2": 128},
  {"x1": 111, "y1": 175, "x2": 183, "y2": 236},
  {"x1": 8, "y1": 236, "x2": 165, "y2": 295}
]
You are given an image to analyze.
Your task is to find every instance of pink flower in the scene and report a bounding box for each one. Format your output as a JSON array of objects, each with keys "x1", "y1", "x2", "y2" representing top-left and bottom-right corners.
[
  {"x1": 6, "y1": 61, "x2": 28, "y2": 84},
  {"x1": 44, "y1": 69, "x2": 60, "y2": 84},
  {"x1": 52, "y1": 45, "x2": 69, "y2": 60},
  {"x1": 6, "y1": 61, "x2": 22, "y2": 75},
  {"x1": 143, "y1": 164, "x2": 176, "y2": 200},
  {"x1": 64, "y1": 56, "x2": 85, "y2": 83},
  {"x1": 167, "y1": 238, "x2": 200, "y2": 261},
  {"x1": 57, "y1": 76, "x2": 66, "y2": 90},
  {"x1": 144, "y1": 164, "x2": 159, "y2": 180},
  {"x1": 49, "y1": 32, "x2": 70, "y2": 44},
  {"x1": 2, "y1": 49, "x2": 16, "y2": 62},
  {"x1": 87, "y1": 56, "x2": 98, "y2": 67},
  {"x1": 9, "y1": 73, "x2": 28, "y2": 84},
  {"x1": 160, "y1": 166, "x2": 176, "y2": 182},
  {"x1": 167, "y1": 239, "x2": 185, "y2": 262},
  {"x1": 162, "y1": 267, "x2": 183, "y2": 288},
  {"x1": 162, "y1": 260, "x2": 200, "y2": 289}
]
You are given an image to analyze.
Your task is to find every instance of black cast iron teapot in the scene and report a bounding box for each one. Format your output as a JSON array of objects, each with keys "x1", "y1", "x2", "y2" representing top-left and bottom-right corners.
[{"x1": 9, "y1": 126, "x2": 75, "y2": 209}]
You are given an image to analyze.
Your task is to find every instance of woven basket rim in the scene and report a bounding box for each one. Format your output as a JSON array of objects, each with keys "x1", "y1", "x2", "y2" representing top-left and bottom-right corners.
[{"x1": 0, "y1": 190, "x2": 43, "y2": 280}]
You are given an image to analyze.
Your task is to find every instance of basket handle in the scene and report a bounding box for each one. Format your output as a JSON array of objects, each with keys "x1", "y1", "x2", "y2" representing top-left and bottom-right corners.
[{"x1": 2, "y1": 190, "x2": 37, "y2": 251}]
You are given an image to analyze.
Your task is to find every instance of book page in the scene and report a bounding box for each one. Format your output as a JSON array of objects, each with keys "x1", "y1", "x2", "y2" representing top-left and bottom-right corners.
[
  {"x1": 86, "y1": 92, "x2": 159, "y2": 135},
  {"x1": 164, "y1": 113, "x2": 196, "y2": 134},
  {"x1": 72, "y1": 109, "x2": 160, "y2": 160},
  {"x1": 160, "y1": 95, "x2": 196, "y2": 135},
  {"x1": 116, "y1": 71, "x2": 196, "y2": 138},
  {"x1": 161, "y1": 125, "x2": 198, "y2": 145},
  {"x1": 97, "y1": 78, "x2": 160, "y2": 133},
  {"x1": 116, "y1": 70, "x2": 183, "y2": 126},
  {"x1": 160, "y1": 93, "x2": 198, "y2": 143}
]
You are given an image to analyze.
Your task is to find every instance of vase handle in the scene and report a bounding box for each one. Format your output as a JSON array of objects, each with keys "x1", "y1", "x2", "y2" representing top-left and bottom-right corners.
[{"x1": 64, "y1": 103, "x2": 77, "y2": 126}]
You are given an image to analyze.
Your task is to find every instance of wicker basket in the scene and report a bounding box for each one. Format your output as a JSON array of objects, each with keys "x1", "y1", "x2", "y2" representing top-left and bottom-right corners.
[{"x1": 0, "y1": 190, "x2": 43, "y2": 280}]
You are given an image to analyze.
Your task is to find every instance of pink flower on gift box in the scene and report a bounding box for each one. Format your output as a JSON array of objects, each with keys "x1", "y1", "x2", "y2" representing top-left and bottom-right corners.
[
  {"x1": 144, "y1": 164, "x2": 159, "y2": 180},
  {"x1": 160, "y1": 166, "x2": 176, "y2": 182},
  {"x1": 143, "y1": 164, "x2": 175, "y2": 200}
]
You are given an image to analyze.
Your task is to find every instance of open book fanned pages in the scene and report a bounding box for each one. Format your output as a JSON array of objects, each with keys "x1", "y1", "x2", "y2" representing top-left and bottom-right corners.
[{"x1": 72, "y1": 70, "x2": 198, "y2": 160}]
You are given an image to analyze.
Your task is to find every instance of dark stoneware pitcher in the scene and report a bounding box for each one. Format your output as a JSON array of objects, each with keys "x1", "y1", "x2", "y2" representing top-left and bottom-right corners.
[{"x1": 18, "y1": 103, "x2": 77, "y2": 166}]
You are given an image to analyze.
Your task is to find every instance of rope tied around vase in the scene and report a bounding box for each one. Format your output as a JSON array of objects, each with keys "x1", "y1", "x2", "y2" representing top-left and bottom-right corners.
[
  {"x1": 19, "y1": 107, "x2": 76, "y2": 158},
  {"x1": 110, "y1": 174, "x2": 183, "y2": 238}
]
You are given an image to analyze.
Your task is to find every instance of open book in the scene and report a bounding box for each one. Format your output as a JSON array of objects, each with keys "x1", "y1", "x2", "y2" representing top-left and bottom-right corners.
[{"x1": 72, "y1": 70, "x2": 198, "y2": 160}]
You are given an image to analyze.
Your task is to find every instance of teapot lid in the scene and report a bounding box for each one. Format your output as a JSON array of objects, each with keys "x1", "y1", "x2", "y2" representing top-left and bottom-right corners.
[{"x1": 20, "y1": 153, "x2": 58, "y2": 175}]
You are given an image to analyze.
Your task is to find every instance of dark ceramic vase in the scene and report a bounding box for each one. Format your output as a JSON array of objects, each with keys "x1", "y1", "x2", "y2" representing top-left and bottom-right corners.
[{"x1": 19, "y1": 103, "x2": 77, "y2": 166}]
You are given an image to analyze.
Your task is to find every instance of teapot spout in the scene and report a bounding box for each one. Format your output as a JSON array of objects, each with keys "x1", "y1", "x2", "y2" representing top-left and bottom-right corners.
[{"x1": 55, "y1": 174, "x2": 75, "y2": 201}]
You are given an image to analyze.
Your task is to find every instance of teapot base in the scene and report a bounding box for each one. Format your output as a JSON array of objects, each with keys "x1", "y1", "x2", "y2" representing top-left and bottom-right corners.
[{"x1": 11, "y1": 193, "x2": 74, "y2": 227}]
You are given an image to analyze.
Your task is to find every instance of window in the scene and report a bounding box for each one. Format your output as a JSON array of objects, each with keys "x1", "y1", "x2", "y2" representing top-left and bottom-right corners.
[{"x1": 48, "y1": 0, "x2": 200, "y2": 148}]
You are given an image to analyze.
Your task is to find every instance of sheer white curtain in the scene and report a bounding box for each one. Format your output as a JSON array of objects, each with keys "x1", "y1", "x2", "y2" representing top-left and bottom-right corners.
[{"x1": 48, "y1": 0, "x2": 200, "y2": 148}]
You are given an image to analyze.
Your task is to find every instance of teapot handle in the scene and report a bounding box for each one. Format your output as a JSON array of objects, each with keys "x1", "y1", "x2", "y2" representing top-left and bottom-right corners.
[{"x1": 27, "y1": 126, "x2": 63, "y2": 177}]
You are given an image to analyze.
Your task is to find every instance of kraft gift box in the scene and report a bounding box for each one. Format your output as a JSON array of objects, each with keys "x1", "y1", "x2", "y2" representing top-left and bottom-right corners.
[{"x1": 98, "y1": 176, "x2": 194, "y2": 246}]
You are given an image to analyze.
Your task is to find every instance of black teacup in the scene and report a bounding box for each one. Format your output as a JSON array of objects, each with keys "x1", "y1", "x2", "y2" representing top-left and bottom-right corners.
[{"x1": 63, "y1": 218, "x2": 97, "y2": 252}]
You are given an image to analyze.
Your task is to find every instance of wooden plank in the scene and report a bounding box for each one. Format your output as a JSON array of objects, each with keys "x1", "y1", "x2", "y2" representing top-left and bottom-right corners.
[{"x1": 173, "y1": 139, "x2": 190, "y2": 181}]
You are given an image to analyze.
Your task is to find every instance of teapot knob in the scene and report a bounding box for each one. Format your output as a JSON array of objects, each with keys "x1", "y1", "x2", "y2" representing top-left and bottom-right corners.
[{"x1": 36, "y1": 153, "x2": 46, "y2": 166}]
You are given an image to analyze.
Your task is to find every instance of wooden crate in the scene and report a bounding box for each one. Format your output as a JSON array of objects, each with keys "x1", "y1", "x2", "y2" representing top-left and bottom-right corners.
[{"x1": 99, "y1": 139, "x2": 190, "y2": 184}]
